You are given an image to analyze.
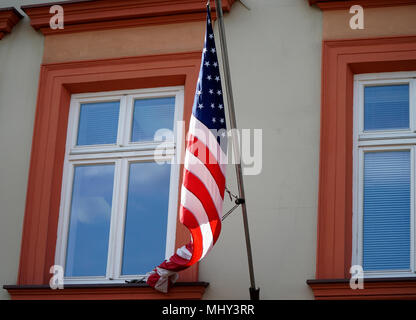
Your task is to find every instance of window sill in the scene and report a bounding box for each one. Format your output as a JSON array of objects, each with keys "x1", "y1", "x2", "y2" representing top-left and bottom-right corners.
[
  {"x1": 3, "y1": 282, "x2": 209, "y2": 300},
  {"x1": 307, "y1": 278, "x2": 416, "y2": 300}
]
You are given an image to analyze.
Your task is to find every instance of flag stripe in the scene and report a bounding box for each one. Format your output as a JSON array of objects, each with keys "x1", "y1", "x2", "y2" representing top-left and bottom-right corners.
[
  {"x1": 182, "y1": 169, "x2": 222, "y2": 244},
  {"x1": 188, "y1": 134, "x2": 226, "y2": 198},
  {"x1": 190, "y1": 115, "x2": 227, "y2": 174},
  {"x1": 184, "y1": 150, "x2": 224, "y2": 215},
  {"x1": 181, "y1": 206, "x2": 205, "y2": 266},
  {"x1": 181, "y1": 186, "x2": 213, "y2": 258}
]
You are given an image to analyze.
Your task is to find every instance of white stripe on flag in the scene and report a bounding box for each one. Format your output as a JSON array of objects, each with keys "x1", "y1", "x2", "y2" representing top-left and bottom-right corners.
[
  {"x1": 189, "y1": 115, "x2": 227, "y2": 175},
  {"x1": 184, "y1": 150, "x2": 224, "y2": 218},
  {"x1": 181, "y1": 186, "x2": 213, "y2": 258},
  {"x1": 176, "y1": 245, "x2": 192, "y2": 261}
]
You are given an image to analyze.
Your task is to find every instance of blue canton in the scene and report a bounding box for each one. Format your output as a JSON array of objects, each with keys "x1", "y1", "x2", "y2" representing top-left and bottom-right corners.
[{"x1": 192, "y1": 7, "x2": 227, "y2": 141}]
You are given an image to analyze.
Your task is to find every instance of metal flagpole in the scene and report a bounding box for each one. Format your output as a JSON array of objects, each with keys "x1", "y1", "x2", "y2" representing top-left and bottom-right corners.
[{"x1": 212, "y1": 0, "x2": 260, "y2": 301}]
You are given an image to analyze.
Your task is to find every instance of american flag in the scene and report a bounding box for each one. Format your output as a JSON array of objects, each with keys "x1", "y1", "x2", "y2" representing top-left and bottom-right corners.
[{"x1": 146, "y1": 5, "x2": 227, "y2": 293}]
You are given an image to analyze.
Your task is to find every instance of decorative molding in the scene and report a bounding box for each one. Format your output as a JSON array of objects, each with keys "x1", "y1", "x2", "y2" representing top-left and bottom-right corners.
[
  {"x1": 4, "y1": 282, "x2": 208, "y2": 300},
  {"x1": 0, "y1": 7, "x2": 23, "y2": 40},
  {"x1": 316, "y1": 36, "x2": 416, "y2": 280},
  {"x1": 307, "y1": 278, "x2": 416, "y2": 299},
  {"x1": 17, "y1": 52, "x2": 201, "y2": 286},
  {"x1": 309, "y1": 0, "x2": 416, "y2": 10},
  {"x1": 21, "y1": 0, "x2": 236, "y2": 35}
]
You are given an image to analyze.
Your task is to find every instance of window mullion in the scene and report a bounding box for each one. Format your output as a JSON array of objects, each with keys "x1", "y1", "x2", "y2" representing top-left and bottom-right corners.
[
  {"x1": 55, "y1": 161, "x2": 75, "y2": 275},
  {"x1": 357, "y1": 148, "x2": 364, "y2": 268},
  {"x1": 117, "y1": 95, "x2": 128, "y2": 147},
  {"x1": 112, "y1": 158, "x2": 129, "y2": 279},
  {"x1": 106, "y1": 158, "x2": 123, "y2": 280},
  {"x1": 358, "y1": 82, "x2": 364, "y2": 135},
  {"x1": 69, "y1": 99, "x2": 81, "y2": 151},
  {"x1": 123, "y1": 95, "x2": 134, "y2": 146},
  {"x1": 352, "y1": 77, "x2": 362, "y2": 269}
]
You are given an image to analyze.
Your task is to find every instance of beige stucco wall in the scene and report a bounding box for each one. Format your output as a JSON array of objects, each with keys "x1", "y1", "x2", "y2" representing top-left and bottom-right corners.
[
  {"x1": 0, "y1": 0, "x2": 51, "y2": 301},
  {"x1": 201, "y1": 0, "x2": 322, "y2": 299},
  {"x1": 323, "y1": 5, "x2": 416, "y2": 40},
  {"x1": 0, "y1": 0, "x2": 322, "y2": 300},
  {"x1": 42, "y1": 21, "x2": 206, "y2": 63}
]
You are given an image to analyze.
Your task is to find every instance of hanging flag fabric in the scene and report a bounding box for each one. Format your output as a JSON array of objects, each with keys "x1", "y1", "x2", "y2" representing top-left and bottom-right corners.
[{"x1": 145, "y1": 5, "x2": 228, "y2": 293}]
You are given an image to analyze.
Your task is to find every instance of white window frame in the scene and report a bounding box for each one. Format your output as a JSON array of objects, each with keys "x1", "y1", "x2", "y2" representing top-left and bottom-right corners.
[
  {"x1": 352, "y1": 71, "x2": 416, "y2": 278},
  {"x1": 55, "y1": 86, "x2": 184, "y2": 284}
]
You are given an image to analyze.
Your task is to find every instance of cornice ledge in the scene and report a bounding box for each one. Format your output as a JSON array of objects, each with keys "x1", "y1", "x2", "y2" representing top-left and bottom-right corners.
[
  {"x1": 307, "y1": 278, "x2": 416, "y2": 300},
  {"x1": 4, "y1": 282, "x2": 209, "y2": 300},
  {"x1": 308, "y1": 0, "x2": 416, "y2": 10},
  {"x1": 0, "y1": 7, "x2": 23, "y2": 40},
  {"x1": 21, "y1": 0, "x2": 236, "y2": 36}
]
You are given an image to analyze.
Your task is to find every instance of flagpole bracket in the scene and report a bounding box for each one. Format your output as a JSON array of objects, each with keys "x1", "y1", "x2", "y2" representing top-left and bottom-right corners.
[{"x1": 235, "y1": 198, "x2": 245, "y2": 205}]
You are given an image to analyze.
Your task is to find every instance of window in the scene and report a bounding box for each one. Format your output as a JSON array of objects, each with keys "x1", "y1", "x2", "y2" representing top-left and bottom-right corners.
[
  {"x1": 353, "y1": 72, "x2": 416, "y2": 277},
  {"x1": 55, "y1": 87, "x2": 184, "y2": 284}
]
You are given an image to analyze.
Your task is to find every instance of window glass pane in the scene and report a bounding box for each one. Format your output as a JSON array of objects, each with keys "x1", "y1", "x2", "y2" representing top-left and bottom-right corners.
[
  {"x1": 65, "y1": 164, "x2": 115, "y2": 277},
  {"x1": 364, "y1": 84, "x2": 409, "y2": 131},
  {"x1": 363, "y1": 151, "x2": 411, "y2": 271},
  {"x1": 77, "y1": 101, "x2": 120, "y2": 146},
  {"x1": 121, "y1": 162, "x2": 171, "y2": 275},
  {"x1": 131, "y1": 97, "x2": 175, "y2": 142}
]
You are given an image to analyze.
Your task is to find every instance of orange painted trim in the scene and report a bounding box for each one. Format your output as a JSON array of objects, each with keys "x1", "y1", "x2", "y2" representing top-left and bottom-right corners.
[
  {"x1": 18, "y1": 52, "x2": 202, "y2": 289},
  {"x1": 4, "y1": 283, "x2": 208, "y2": 300},
  {"x1": 22, "y1": 0, "x2": 236, "y2": 35},
  {"x1": 309, "y1": 0, "x2": 416, "y2": 10},
  {"x1": 0, "y1": 7, "x2": 23, "y2": 40},
  {"x1": 316, "y1": 36, "x2": 416, "y2": 281},
  {"x1": 307, "y1": 278, "x2": 416, "y2": 300}
]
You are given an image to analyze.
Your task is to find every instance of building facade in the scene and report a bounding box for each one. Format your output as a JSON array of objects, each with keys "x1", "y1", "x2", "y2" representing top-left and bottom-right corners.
[{"x1": 0, "y1": 0, "x2": 415, "y2": 300}]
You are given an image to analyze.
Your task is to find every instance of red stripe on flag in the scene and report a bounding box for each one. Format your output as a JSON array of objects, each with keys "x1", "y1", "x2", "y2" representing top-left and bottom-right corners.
[
  {"x1": 180, "y1": 206, "x2": 204, "y2": 266},
  {"x1": 182, "y1": 169, "x2": 222, "y2": 245},
  {"x1": 187, "y1": 134, "x2": 226, "y2": 199}
]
